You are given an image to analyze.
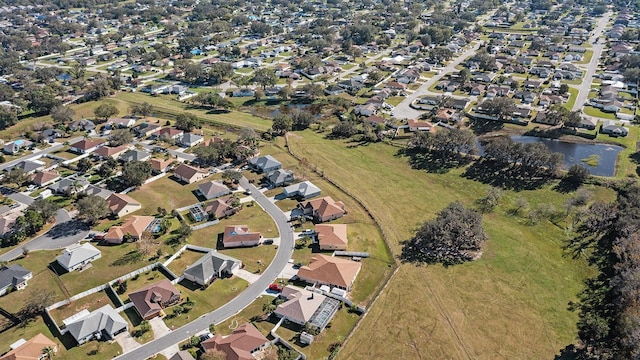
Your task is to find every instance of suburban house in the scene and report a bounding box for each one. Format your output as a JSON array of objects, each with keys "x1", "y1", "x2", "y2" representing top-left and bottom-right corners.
[
  {"x1": 65, "y1": 305, "x2": 128, "y2": 344},
  {"x1": 0, "y1": 264, "x2": 32, "y2": 296},
  {"x1": 297, "y1": 254, "x2": 362, "y2": 291},
  {"x1": 107, "y1": 193, "x2": 142, "y2": 217},
  {"x1": 128, "y1": 279, "x2": 181, "y2": 320},
  {"x1": 169, "y1": 351, "x2": 195, "y2": 360},
  {"x1": 48, "y1": 176, "x2": 90, "y2": 195},
  {"x1": 274, "y1": 285, "x2": 339, "y2": 331},
  {"x1": 203, "y1": 197, "x2": 237, "y2": 219},
  {"x1": 0, "y1": 333, "x2": 57, "y2": 360},
  {"x1": 299, "y1": 196, "x2": 346, "y2": 222},
  {"x1": 31, "y1": 170, "x2": 60, "y2": 186},
  {"x1": 55, "y1": 243, "x2": 102, "y2": 272},
  {"x1": 132, "y1": 123, "x2": 161, "y2": 137},
  {"x1": 106, "y1": 117, "x2": 136, "y2": 129},
  {"x1": 315, "y1": 224, "x2": 348, "y2": 251},
  {"x1": 103, "y1": 215, "x2": 156, "y2": 244},
  {"x1": 68, "y1": 119, "x2": 96, "y2": 132},
  {"x1": 154, "y1": 127, "x2": 184, "y2": 140},
  {"x1": 407, "y1": 119, "x2": 435, "y2": 132},
  {"x1": 83, "y1": 184, "x2": 114, "y2": 200},
  {"x1": 197, "y1": 181, "x2": 231, "y2": 200},
  {"x1": 120, "y1": 149, "x2": 151, "y2": 162},
  {"x1": 150, "y1": 158, "x2": 175, "y2": 173},
  {"x1": 601, "y1": 120, "x2": 629, "y2": 137},
  {"x1": 93, "y1": 145, "x2": 130, "y2": 160},
  {"x1": 248, "y1": 155, "x2": 282, "y2": 173},
  {"x1": 200, "y1": 323, "x2": 269, "y2": 360},
  {"x1": 283, "y1": 181, "x2": 322, "y2": 200},
  {"x1": 3, "y1": 140, "x2": 32, "y2": 155},
  {"x1": 69, "y1": 138, "x2": 105, "y2": 154},
  {"x1": 178, "y1": 133, "x2": 204, "y2": 147},
  {"x1": 14, "y1": 160, "x2": 44, "y2": 175},
  {"x1": 266, "y1": 169, "x2": 294, "y2": 187},
  {"x1": 223, "y1": 225, "x2": 261, "y2": 248},
  {"x1": 173, "y1": 164, "x2": 208, "y2": 184},
  {"x1": 183, "y1": 251, "x2": 242, "y2": 286}
]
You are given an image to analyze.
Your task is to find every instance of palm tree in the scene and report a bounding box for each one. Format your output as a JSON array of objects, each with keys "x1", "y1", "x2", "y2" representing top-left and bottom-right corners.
[{"x1": 42, "y1": 345, "x2": 56, "y2": 358}]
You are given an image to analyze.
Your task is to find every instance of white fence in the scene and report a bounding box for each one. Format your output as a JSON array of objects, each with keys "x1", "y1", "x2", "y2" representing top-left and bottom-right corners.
[{"x1": 190, "y1": 219, "x2": 219, "y2": 231}]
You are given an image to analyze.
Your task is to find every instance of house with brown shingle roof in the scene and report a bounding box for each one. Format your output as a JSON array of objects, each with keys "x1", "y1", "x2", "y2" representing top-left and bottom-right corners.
[
  {"x1": 223, "y1": 225, "x2": 261, "y2": 248},
  {"x1": 31, "y1": 170, "x2": 59, "y2": 186},
  {"x1": 297, "y1": 254, "x2": 361, "y2": 291},
  {"x1": 128, "y1": 279, "x2": 181, "y2": 320},
  {"x1": 201, "y1": 323, "x2": 269, "y2": 360},
  {"x1": 407, "y1": 119, "x2": 435, "y2": 132},
  {"x1": 106, "y1": 193, "x2": 142, "y2": 217},
  {"x1": 203, "y1": 197, "x2": 237, "y2": 220},
  {"x1": 316, "y1": 224, "x2": 348, "y2": 251},
  {"x1": 150, "y1": 157, "x2": 175, "y2": 173},
  {"x1": 94, "y1": 145, "x2": 130, "y2": 159},
  {"x1": 299, "y1": 196, "x2": 346, "y2": 223},
  {"x1": 103, "y1": 215, "x2": 155, "y2": 244},
  {"x1": 0, "y1": 333, "x2": 57, "y2": 360},
  {"x1": 154, "y1": 127, "x2": 184, "y2": 140},
  {"x1": 173, "y1": 163, "x2": 208, "y2": 184},
  {"x1": 274, "y1": 285, "x2": 338, "y2": 330},
  {"x1": 69, "y1": 138, "x2": 105, "y2": 154}
]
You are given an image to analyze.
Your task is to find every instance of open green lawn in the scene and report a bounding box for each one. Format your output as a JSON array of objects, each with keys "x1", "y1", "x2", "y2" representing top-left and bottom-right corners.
[
  {"x1": 120, "y1": 267, "x2": 169, "y2": 303},
  {"x1": 219, "y1": 245, "x2": 278, "y2": 274},
  {"x1": 166, "y1": 249, "x2": 207, "y2": 275},
  {"x1": 563, "y1": 87, "x2": 579, "y2": 110},
  {"x1": 116, "y1": 92, "x2": 272, "y2": 132},
  {"x1": 128, "y1": 176, "x2": 207, "y2": 213},
  {"x1": 49, "y1": 290, "x2": 116, "y2": 325},
  {"x1": 578, "y1": 50, "x2": 594, "y2": 64},
  {"x1": 385, "y1": 96, "x2": 405, "y2": 107},
  {"x1": 164, "y1": 276, "x2": 248, "y2": 330},
  {"x1": 584, "y1": 106, "x2": 616, "y2": 120},
  {"x1": 285, "y1": 129, "x2": 614, "y2": 360},
  {"x1": 189, "y1": 204, "x2": 280, "y2": 249}
]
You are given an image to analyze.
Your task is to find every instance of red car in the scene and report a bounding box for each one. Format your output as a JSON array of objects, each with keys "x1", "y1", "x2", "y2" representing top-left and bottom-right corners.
[{"x1": 269, "y1": 283, "x2": 283, "y2": 292}]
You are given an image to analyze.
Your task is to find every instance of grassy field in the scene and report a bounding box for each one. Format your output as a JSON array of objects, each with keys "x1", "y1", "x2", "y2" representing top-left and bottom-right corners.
[
  {"x1": 116, "y1": 92, "x2": 273, "y2": 132},
  {"x1": 584, "y1": 106, "x2": 617, "y2": 119},
  {"x1": 128, "y1": 175, "x2": 210, "y2": 213},
  {"x1": 219, "y1": 245, "x2": 278, "y2": 274},
  {"x1": 285, "y1": 129, "x2": 614, "y2": 359}
]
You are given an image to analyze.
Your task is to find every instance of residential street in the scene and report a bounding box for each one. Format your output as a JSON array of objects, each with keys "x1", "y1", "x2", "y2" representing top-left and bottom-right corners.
[
  {"x1": 114, "y1": 176, "x2": 295, "y2": 360},
  {"x1": 0, "y1": 209, "x2": 89, "y2": 262},
  {"x1": 572, "y1": 11, "x2": 612, "y2": 112},
  {"x1": 391, "y1": 41, "x2": 482, "y2": 119}
]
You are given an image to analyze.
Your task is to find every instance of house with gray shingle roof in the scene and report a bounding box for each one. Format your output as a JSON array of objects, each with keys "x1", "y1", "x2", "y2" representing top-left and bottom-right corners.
[
  {"x1": 183, "y1": 251, "x2": 242, "y2": 286},
  {"x1": 248, "y1": 155, "x2": 282, "y2": 173},
  {"x1": 65, "y1": 304, "x2": 128, "y2": 344},
  {"x1": 0, "y1": 264, "x2": 32, "y2": 296},
  {"x1": 266, "y1": 169, "x2": 294, "y2": 187},
  {"x1": 283, "y1": 181, "x2": 321, "y2": 200},
  {"x1": 56, "y1": 243, "x2": 101, "y2": 272},
  {"x1": 120, "y1": 149, "x2": 151, "y2": 162},
  {"x1": 178, "y1": 133, "x2": 204, "y2": 148},
  {"x1": 197, "y1": 181, "x2": 231, "y2": 200}
]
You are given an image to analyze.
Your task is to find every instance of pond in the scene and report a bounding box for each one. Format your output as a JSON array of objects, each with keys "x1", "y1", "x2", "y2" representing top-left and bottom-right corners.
[{"x1": 510, "y1": 135, "x2": 623, "y2": 177}]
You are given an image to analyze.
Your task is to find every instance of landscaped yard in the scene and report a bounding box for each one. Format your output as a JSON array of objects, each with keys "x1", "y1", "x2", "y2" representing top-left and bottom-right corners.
[
  {"x1": 584, "y1": 106, "x2": 617, "y2": 120},
  {"x1": 164, "y1": 276, "x2": 248, "y2": 329},
  {"x1": 128, "y1": 176, "x2": 209, "y2": 213},
  {"x1": 285, "y1": 129, "x2": 613, "y2": 359},
  {"x1": 166, "y1": 249, "x2": 208, "y2": 275}
]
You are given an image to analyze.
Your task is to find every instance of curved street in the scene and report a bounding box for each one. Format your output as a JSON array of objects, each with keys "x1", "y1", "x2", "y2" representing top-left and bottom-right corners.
[
  {"x1": 114, "y1": 176, "x2": 295, "y2": 360},
  {"x1": 0, "y1": 209, "x2": 89, "y2": 262}
]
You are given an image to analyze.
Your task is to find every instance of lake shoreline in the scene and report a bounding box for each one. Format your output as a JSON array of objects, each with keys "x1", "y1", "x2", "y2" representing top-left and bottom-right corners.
[{"x1": 479, "y1": 127, "x2": 628, "y2": 148}]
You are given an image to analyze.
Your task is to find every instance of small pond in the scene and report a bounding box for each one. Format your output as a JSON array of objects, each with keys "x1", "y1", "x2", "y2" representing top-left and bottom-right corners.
[{"x1": 510, "y1": 135, "x2": 623, "y2": 177}]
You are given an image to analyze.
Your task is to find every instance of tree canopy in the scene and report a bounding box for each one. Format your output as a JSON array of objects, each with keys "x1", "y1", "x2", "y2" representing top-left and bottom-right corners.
[{"x1": 401, "y1": 202, "x2": 488, "y2": 265}]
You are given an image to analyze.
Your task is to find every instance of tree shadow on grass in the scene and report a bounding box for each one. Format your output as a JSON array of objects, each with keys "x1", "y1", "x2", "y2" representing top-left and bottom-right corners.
[
  {"x1": 554, "y1": 344, "x2": 586, "y2": 360},
  {"x1": 397, "y1": 147, "x2": 473, "y2": 174},
  {"x1": 461, "y1": 160, "x2": 553, "y2": 191},
  {"x1": 554, "y1": 178, "x2": 581, "y2": 193},
  {"x1": 469, "y1": 118, "x2": 504, "y2": 135}
]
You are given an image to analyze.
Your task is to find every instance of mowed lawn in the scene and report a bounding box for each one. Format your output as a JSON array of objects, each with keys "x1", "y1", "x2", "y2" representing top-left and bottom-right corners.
[
  {"x1": 286, "y1": 130, "x2": 612, "y2": 359},
  {"x1": 128, "y1": 176, "x2": 207, "y2": 213}
]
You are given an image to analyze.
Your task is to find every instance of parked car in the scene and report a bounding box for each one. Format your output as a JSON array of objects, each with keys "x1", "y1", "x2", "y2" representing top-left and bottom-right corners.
[
  {"x1": 263, "y1": 239, "x2": 274, "y2": 245},
  {"x1": 269, "y1": 283, "x2": 283, "y2": 292}
]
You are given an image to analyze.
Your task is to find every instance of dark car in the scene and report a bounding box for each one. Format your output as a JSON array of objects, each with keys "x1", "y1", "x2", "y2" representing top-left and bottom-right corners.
[{"x1": 263, "y1": 239, "x2": 274, "y2": 245}]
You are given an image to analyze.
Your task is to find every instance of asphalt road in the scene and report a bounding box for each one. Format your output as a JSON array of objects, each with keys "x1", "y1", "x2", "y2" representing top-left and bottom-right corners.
[
  {"x1": 391, "y1": 41, "x2": 482, "y2": 119},
  {"x1": 572, "y1": 11, "x2": 612, "y2": 112},
  {"x1": 0, "y1": 209, "x2": 89, "y2": 261},
  {"x1": 115, "y1": 177, "x2": 294, "y2": 360}
]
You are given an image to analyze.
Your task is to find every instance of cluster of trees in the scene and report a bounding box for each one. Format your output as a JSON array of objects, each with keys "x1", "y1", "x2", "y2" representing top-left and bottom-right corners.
[
  {"x1": 544, "y1": 104, "x2": 583, "y2": 129},
  {"x1": 411, "y1": 128, "x2": 478, "y2": 157},
  {"x1": 190, "y1": 92, "x2": 234, "y2": 112},
  {"x1": 175, "y1": 112, "x2": 202, "y2": 132},
  {"x1": 76, "y1": 194, "x2": 110, "y2": 225},
  {"x1": 193, "y1": 137, "x2": 255, "y2": 166},
  {"x1": 1, "y1": 199, "x2": 59, "y2": 248},
  {"x1": 402, "y1": 202, "x2": 488, "y2": 265},
  {"x1": 564, "y1": 185, "x2": 640, "y2": 359},
  {"x1": 179, "y1": 62, "x2": 234, "y2": 85},
  {"x1": 120, "y1": 160, "x2": 152, "y2": 188},
  {"x1": 482, "y1": 136, "x2": 563, "y2": 174},
  {"x1": 271, "y1": 109, "x2": 317, "y2": 134}
]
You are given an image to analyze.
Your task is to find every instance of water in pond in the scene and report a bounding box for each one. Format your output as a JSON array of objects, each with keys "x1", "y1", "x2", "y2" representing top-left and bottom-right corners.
[{"x1": 510, "y1": 135, "x2": 623, "y2": 177}]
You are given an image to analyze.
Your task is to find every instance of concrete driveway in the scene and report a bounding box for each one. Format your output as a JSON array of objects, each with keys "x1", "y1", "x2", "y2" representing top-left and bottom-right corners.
[
  {"x1": 114, "y1": 331, "x2": 141, "y2": 353},
  {"x1": 235, "y1": 269, "x2": 261, "y2": 284},
  {"x1": 150, "y1": 317, "x2": 172, "y2": 338}
]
